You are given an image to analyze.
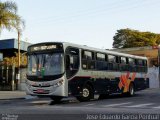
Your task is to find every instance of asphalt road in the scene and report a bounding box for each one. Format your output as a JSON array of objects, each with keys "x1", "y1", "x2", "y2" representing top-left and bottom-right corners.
[{"x1": 0, "y1": 89, "x2": 160, "y2": 120}]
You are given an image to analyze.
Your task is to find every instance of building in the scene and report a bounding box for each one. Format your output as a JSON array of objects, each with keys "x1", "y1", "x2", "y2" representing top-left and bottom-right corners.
[
  {"x1": 111, "y1": 46, "x2": 158, "y2": 67},
  {"x1": 0, "y1": 53, "x2": 3, "y2": 61},
  {"x1": 0, "y1": 38, "x2": 32, "y2": 91},
  {"x1": 0, "y1": 38, "x2": 31, "y2": 57},
  {"x1": 111, "y1": 46, "x2": 159, "y2": 88}
]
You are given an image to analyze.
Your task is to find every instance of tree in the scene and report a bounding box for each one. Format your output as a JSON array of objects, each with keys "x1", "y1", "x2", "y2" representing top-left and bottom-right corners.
[
  {"x1": 3, "y1": 52, "x2": 27, "y2": 67},
  {"x1": 112, "y1": 28, "x2": 160, "y2": 48},
  {"x1": 0, "y1": 1, "x2": 25, "y2": 68},
  {"x1": 0, "y1": 1, "x2": 21, "y2": 32}
]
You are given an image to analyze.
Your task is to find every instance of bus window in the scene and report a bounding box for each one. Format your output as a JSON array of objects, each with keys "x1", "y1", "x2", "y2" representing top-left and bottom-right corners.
[
  {"x1": 108, "y1": 55, "x2": 116, "y2": 63},
  {"x1": 143, "y1": 60, "x2": 148, "y2": 72},
  {"x1": 82, "y1": 50, "x2": 95, "y2": 70},
  {"x1": 120, "y1": 57, "x2": 127, "y2": 64},
  {"x1": 134, "y1": 59, "x2": 138, "y2": 72},
  {"x1": 96, "y1": 53, "x2": 105, "y2": 61},
  {"x1": 128, "y1": 58, "x2": 135, "y2": 72},
  {"x1": 108, "y1": 55, "x2": 119, "y2": 71},
  {"x1": 82, "y1": 51, "x2": 93, "y2": 60},
  {"x1": 137, "y1": 59, "x2": 143, "y2": 72},
  {"x1": 88, "y1": 60, "x2": 95, "y2": 69},
  {"x1": 96, "y1": 53, "x2": 108, "y2": 70},
  {"x1": 66, "y1": 47, "x2": 79, "y2": 79},
  {"x1": 120, "y1": 57, "x2": 128, "y2": 71},
  {"x1": 128, "y1": 58, "x2": 134, "y2": 65},
  {"x1": 143, "y1": 60, "x2": 147, "y2": 66},
  {"x1": 138, "y1": 59, "x2": 143, "y2": 66}
]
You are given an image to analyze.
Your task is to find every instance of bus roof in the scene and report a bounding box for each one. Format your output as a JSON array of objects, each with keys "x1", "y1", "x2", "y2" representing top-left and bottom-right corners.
[
  {"x1": 62, "y1": 42, "x2": 147, "y2": 60},
  {"x1": 28, "y1": 42, "x2": 148, "y2": 60}
]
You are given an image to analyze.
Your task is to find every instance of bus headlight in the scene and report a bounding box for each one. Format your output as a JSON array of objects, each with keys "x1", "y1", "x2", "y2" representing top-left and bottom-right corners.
[{"x1": 53, "y1": 79, "x2": 64, "y2": 87}]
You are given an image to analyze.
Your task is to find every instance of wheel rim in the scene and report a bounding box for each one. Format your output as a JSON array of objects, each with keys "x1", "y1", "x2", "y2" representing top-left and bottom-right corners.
[
  {"x1": 130, "y1": 85, "x2": 134, "y2": 95},
  {"x1": 83, "y1": 88, "x2": 89, "y2": 97}
]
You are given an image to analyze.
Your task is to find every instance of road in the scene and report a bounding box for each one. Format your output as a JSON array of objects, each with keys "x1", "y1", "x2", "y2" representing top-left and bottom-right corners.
[{"x1": 0, "y1": 89, "x2": 160, "y2": 120}]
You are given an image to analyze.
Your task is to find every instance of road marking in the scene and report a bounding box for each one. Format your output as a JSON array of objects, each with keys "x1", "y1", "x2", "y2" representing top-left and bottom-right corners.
[
  {"x1": 25, "y1": 95, "x2": 38, "y2": 100},
  {"x1": 152, "y1": 106, "x2": 160, "y2": 109},
  {"x1": 31, "y1": 100, "x2": 50, "y2": 104},
  {"x1": 124, "y1": 103, "x2": 154, "y2": 108},
  {"x1": 84, "y1": 104, "x2": 95, "y2": 106},
  {"x1": 103, "y1": 102, "x2": 132, "y2": 107}
]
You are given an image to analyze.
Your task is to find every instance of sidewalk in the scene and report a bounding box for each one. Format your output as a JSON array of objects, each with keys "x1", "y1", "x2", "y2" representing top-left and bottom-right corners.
[{"x1": 0, "y1": 91, "x2": 26, "y2": 100}]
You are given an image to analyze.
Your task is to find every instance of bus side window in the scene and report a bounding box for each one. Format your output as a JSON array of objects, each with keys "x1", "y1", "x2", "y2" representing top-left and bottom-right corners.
[
  {"x1": 82, "y1": 50, "x2": 88, "y2": 69},
  {"x1": 135, "y1": 59, "x2": 139, "y2": 72},
  {"x1": 143, "y1": 60, "x2": 148, "y2": 73},
  {"x1": 120, "y1": 57, "x2": 128, "y2": 71},
  {"x1": 137, "y1": 59, "x2": 143, "y2": 72},
  {"x1": 82, "y1": 50, "x2": 95, "y2": 70},
  {"x1": 128, "y1": 58, "x2": 135, "y2": 72},
  {"x1": 108, "y1": 55, "x2": 118, "y2": 71},
  {"x1": 96, "y1": 53, "x2": 107, "y2": 70}
]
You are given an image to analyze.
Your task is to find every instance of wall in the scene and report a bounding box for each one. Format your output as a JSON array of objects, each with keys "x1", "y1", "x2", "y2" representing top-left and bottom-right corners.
[
  {"x1": 19, "y1": 68, "x2": 27, "y2": 91},
  {"x1": 148, "y1": 67, "x2": 159, "y2": 88},
  {"x1": 0, "y1": 53, "x2": 3, "y2": 61}
]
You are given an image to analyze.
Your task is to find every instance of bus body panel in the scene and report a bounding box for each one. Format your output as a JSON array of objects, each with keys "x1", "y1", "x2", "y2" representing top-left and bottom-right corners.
[
  {"x1": 68, "y1": 70, "x2": 149, "y2": 96},
  {"x1": 26, "y1": 42, "x2": 149, "y2": 100},
  {"x1": 25, "y1": 76, "x2": 68, "y2": 97}
]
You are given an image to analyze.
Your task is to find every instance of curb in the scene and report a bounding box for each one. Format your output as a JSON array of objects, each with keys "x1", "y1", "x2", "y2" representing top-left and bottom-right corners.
[
  {"x1": 0, "y1": 97, "x2": 25, "y2": 100},
  {"x1": 0, "y1": 95, "x2": 38, "y2": 100}
]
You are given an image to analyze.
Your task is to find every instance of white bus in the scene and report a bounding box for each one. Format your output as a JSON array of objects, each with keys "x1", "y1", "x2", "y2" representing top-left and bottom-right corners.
[{"x1": 25, "y1": 42, "x2": 149, "y2": 102}]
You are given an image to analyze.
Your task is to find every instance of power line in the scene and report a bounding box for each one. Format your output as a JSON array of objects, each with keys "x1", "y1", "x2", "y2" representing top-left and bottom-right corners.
[
  {"x1": 29, "y1": 0, "x2": 132, "y2": 25},
  {"x1": 29, "y1": 0, "x2": 160, "y2": 26},
  {"x1": 29, "y1": 0, "x2": 125, "y2": 21}
]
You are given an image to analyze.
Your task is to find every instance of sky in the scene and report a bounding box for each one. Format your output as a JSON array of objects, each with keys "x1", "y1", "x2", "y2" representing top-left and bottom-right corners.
[{"x1": 1, "y1": 0, "x2": 160, "y2": 49}]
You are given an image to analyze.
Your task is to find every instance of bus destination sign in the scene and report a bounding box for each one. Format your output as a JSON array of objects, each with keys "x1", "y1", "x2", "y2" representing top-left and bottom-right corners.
[
  {"x1": 28, "y1": 44, "x2": 63, "y2": 52},
  {"x1": 33, "y1": 45, "x2": 57, "y2": 51}
]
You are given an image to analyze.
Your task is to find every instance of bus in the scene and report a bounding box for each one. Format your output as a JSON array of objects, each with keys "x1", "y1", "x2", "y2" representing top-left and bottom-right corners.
[{"x1": 25, "y1": 42, "x2": 149, "y2": 102}]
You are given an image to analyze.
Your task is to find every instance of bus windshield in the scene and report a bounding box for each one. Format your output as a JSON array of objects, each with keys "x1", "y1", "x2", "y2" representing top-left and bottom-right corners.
[{"x1": 27, "y1": 53, "x2": 64, "y2": 76}]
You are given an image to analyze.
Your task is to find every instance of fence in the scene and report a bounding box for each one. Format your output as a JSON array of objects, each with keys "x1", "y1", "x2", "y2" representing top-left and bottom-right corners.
[{"x1": 0, "y1": 65, "x2": 18, "y2": 91}]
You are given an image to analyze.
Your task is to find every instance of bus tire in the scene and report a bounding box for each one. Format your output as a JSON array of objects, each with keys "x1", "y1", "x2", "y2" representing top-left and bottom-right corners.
[
  {"x1": 50, "y1": 96, "x2": 62, "y2": 103},
  {"x1": 76, "y1": 84, "x2": 94, "y2": 102},
  {"x1": 127, "y1": 83, "x2": 135, "y2": 96}
]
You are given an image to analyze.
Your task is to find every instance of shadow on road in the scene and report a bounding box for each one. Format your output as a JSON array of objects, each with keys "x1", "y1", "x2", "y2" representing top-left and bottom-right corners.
[{"x1": 49, "y1": 93, "x2": 143, "y2": 105}]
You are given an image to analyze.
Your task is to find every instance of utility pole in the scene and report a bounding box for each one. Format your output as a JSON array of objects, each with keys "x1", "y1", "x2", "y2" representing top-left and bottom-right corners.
[
  {"x1": 17, "y1": 30, "x2": 21, "y2": 89},
  {"x1": 15, "y1": 18, "x2": 25, "y2": 90},
  {"x1": 158, "y1": 45, "x2": 160, "y2": 88}
]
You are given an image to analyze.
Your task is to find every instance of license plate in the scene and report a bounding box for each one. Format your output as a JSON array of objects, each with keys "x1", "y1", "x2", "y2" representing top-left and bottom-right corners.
[{"x1": 36, "y1": 89, "x2": 45, "y2": 93}]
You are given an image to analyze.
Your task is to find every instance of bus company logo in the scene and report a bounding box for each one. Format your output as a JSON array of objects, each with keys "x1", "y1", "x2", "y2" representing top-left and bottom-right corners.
[{"x1": 118, "y1": 72, "x2": 136, "y2": 93}]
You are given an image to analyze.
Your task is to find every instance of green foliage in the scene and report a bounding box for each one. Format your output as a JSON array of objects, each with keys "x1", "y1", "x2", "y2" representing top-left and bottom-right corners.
[
  {"x1": 2, "y1": 52, "x2": 27, "y2": 67},
  {"x1": 0, "y1": 1, "x2": 24, "y2": 33},
  {"x1": 113, "y1": 28, "x2": 160, "y2": 48},
  {"x1": 0, "y1": 1, "x2": 26, "y2": 68}
]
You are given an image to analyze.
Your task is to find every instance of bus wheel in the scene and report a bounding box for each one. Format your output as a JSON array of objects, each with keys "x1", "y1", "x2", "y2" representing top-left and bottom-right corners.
[
  {"x1": 50, "y1": 96, "x2": 62, "y2": 103},
  {"x1": 76, "y1": 84, "x2": 94, "y2": 102},
  {"x1": 128, "y1": 83, "x2": 135, "y2": 96}
]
